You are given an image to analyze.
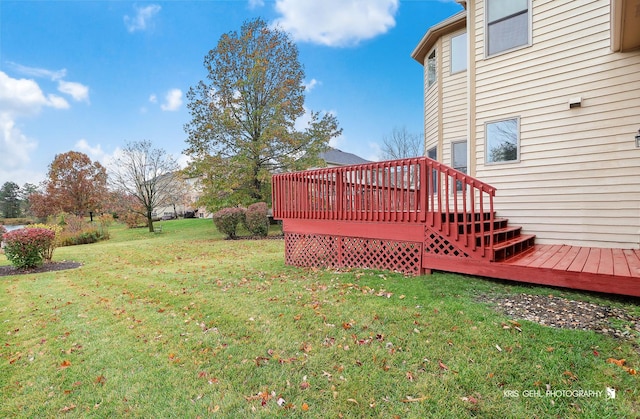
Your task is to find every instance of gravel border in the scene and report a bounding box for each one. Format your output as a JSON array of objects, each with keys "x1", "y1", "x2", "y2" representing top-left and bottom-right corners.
[{"x1": 478, "y1": 293, "x2": 640, "y2": 341}]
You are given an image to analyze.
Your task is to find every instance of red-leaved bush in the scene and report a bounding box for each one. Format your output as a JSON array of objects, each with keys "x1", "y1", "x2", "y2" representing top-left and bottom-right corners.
[
  {"x1": 2, "y1": 228, "x2": 56, "y2": 269},
  {"x1": 244, "y1": 202, "x2": 269, "y2": 237},
  {"x1": 212, "y1": 207, "x2": 245, "y2": 239}
]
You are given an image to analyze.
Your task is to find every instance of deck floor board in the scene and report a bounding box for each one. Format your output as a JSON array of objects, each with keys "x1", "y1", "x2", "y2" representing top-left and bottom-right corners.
[
  {"x1": 612, "y1": 249, "x2": 631, "y2": 277},
  {"x1": 423, "y1": 243, "x2": 640, "y2": 297},
  {"x1": 623, "y1": 250, "x2": 640, "y2": 278}
]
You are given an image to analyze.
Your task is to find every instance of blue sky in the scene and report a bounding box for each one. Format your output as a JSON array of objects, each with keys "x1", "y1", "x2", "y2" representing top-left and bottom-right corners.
[{"x1": 0, "y1": 0, "x2": 461, "y2": 187}]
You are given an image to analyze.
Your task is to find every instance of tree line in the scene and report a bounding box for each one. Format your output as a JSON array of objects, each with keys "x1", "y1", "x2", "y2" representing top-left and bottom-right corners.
[{"x1": 1, "y1": 142, "x2": 184, "y2": 234}]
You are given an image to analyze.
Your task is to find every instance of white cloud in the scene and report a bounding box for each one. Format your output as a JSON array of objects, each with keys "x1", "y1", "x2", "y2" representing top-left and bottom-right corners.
[
  {"x1": 149, "y1": 94, "x2": 157, "y2": 103},
  {"x1": 8, "y1": 62, "x2": 90, "y2": 104},
  {"x1": 124, "y1": 4, "x2": 162, "y2": 33},
  {"x1": 161, "y1": 88, "x2": 183, "y2": 111},
  {"x1": 57, "y1": 80, "x2": 90, "y2": 103},
  {"x1": 0, "y1": 71, "x2": 69, "y2": 115},
  {"x1": 0, "y1": 71, "x2": 78, "y2": 186},
  {"x1": 6, "y1": 62, "x2": 67, "y2": 81},
  {"x1": 273, "y1": 0, "x2": 399, "y2": 46},
  {"x1": 248, "y1": 0, "x2": 265, "y2": 9},
  {"x1": 46, "y1": 94, "x2": 70, "y2": 110},
  {"x1": 75, "y1": 139, "x2": 108, "y2": 163},
  {"x1": 0, "y1": 114, "x2": 38, "y2": 170},
  {"x1": 304, "y1": 78, "x2": 320, "y2": 92}
]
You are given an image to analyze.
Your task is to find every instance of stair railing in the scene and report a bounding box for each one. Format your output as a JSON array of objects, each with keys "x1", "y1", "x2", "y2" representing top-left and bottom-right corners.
[{"x1": 272, "y1": 157, "x2": 496, "y2": 258}]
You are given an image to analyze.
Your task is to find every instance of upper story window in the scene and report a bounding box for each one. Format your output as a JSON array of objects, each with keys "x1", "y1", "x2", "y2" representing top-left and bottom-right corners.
[
  {"x1": 486, "y1": 118, "x2": 519, "y2": 164},
  {"x1": 427, "y1": 50, "x2": 436, "y2": 88},
  {"x1": 486, "y1": 0, "x2": 530, "y2": 56},
  {"x1": 450, "y1": 32, "x2": 467, "y2": 74},
  {"x1": 452, "y1": 140, "x2": 467, "y2": 191}
]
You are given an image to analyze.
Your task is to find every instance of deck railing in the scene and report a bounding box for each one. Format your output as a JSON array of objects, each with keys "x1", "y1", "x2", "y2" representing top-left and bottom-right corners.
[{"x1": 272, "y1": 157, "x2": 497, "y2": 257}]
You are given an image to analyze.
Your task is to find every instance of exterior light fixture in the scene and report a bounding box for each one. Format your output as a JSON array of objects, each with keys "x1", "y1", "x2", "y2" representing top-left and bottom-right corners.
[{"x1": 636, "y1": 129, "x2": 640, "y2": 148}]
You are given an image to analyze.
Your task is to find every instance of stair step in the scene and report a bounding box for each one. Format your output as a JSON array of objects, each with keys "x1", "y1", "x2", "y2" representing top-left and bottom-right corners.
[
  {"x1": 476, "y1": 225, "x2": 523, "y2": 247},
  {"x1": 451, "y1": 218, "x2": 509, "y2": 234},
  {"x1": 492, "y1": 234, "x2": 536, "y2": 262},
  {"x1": 441, "y1": 212, "x2": 494, "y2": 223}
]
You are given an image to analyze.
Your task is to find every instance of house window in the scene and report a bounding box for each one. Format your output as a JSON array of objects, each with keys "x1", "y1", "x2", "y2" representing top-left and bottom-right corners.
[
  {"x1": 427, "y1": 146, "x2": 437, "y2": 160},
  {"x1": 486, "y1": 0, "x2": 530, "y2": 56},
  {"x1": 450, "y1": 32, "x2": 467, "y2": 74},
  {"x1": 486, "y1": 118, "x2": 519, "y2": 163},
  {"x1": 427, "y1": 50, "x2": 436, "y2": 88},
  {"x1": 427, "y1": 146, "x2": 438, "y2": 194},
  {"x1": 451, "y1": 140, "x2": 467, "y2": 191}
]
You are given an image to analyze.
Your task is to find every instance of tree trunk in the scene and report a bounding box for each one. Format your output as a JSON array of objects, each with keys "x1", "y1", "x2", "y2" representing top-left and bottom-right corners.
[{"x1": 147, "y1": 210, "x2": 154, "y2": 233}]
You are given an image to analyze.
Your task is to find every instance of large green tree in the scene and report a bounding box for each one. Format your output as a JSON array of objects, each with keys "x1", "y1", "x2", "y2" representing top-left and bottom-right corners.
[
  {"x1": 184, "y1": 18, "x2": 342, "y2": 210},
  {"x1": 0, "y1": 182, "x2": 21, "y2": 218}
]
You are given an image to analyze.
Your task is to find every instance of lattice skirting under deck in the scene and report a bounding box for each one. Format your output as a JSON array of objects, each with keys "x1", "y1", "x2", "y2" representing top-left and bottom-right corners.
[
  {"x1": 285, "y1": 233, "x2": 423, "y2": 275},
  {"x1": 424, "y1": 227, "x2": 470, "y2": 258}
]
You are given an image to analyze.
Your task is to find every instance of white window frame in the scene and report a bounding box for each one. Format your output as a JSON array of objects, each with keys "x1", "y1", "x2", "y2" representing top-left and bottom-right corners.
[
  {"x1": 450, "y1": 31, "x2": 467, "y2": 74},
  {"x1": 451, "y1": 140, "x2": 467, "y2": 192},
  {"x1": 485, "y1": 0, "x2": 532, "y2": 57},
  {"x1": 427, "y1": 146, "x2": 438, "y2": 195},
  {"x1": 485, "y1": 117, "x2": 521, "y2": 165},
  {"x1": 427, "y1": 49, "x2": 437, "y2": 89}
]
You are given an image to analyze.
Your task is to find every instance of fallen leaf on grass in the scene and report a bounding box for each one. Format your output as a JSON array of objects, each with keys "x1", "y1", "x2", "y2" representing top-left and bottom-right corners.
[
  {"x1": 606, "y1": 358, "x2": 637, "y2": 375},
  {"x1": 59, "y1": 404, "x2": 76, "y2": 413},
  {"x1": 401, "y1": 395, "x2": 429, "y2": 403},
  {"x1": 301, "y1": 402, "x2": 309, "y2": 411},
  {"x1": 563, "y1": 370, "x2": 578, "y2": 381},
  {"x1": 300, "y1": 342, "x2": 312, "y2": 353},
  {"x1": 461, "y1": 396, "x2": 479, "y2": 404},
  {"x1": 60, "y1": 360, "x2": 71, "y2": 368},
  {"x1": 94, "y1": 375, "x2": 106, "y2": 385},
  {"x1": 607, "y1": 358, "x2": 626, "y2": 366}
]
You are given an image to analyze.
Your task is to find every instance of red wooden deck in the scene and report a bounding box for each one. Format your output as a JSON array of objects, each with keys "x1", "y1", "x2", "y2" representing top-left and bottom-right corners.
[
  {"x1": 272, "y1": 157, "x2": 640, "y2": 298},
  {"x1": 422, "y1": 245, "x2": 640, "y2": 298}
]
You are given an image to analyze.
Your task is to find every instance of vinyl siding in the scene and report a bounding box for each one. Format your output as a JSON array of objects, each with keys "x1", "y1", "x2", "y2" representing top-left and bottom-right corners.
[
  {"x1": 471, "y1": 0, "x2": 640, "y2": 248},
  {"x1": 434, "y1": 31, "x2": 468, "y2": 168},
  {"x1": 424, "y1": 39, "x2": 441, "y2": 156}
]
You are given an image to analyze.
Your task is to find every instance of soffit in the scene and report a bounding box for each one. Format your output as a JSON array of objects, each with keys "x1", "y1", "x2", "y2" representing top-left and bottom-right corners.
[
  {"x1": 411, "y1": 11, "x2": 467, "y2": 65},
  {"x1": 612, "y1": 0, "x2": 640, "y2": 52}
]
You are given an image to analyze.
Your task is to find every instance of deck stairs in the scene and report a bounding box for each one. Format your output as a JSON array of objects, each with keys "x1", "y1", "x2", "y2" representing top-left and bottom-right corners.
[{"x1": 437, "y1": 211, "x2": 536, "y2": 262}]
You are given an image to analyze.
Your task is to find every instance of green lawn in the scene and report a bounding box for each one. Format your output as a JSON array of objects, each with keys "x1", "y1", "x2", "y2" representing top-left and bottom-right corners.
[{"x1": 1, "y1": 218, "x2": 638, "y2": 418}]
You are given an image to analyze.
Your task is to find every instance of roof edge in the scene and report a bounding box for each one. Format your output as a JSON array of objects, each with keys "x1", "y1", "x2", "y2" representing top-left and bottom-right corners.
[{"x1": 411, "y1": 10, "x2": 467, "y2": 65}]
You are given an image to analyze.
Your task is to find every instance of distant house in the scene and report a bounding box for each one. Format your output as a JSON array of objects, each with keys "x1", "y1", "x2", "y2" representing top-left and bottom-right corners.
[
  {"x1": 319, "y1": 148, "x2": 370, "y2": 167},
  {"x1": 152, "y1": 173, "x2": 212, "y2": 220},
  {"x1": 411, "y1": 0, "x2": 640, "y2": 249}
]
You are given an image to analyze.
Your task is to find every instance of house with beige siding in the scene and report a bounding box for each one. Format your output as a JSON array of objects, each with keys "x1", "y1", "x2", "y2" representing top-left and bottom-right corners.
[{"x1": 412, "y1": 0, "x2": 640, "y2": 249}]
